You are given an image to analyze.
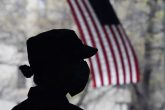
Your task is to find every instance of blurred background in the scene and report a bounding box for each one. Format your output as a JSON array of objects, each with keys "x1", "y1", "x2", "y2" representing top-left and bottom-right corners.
[{"x1": 0, "y1": 0, "x2": 165, "y2": 110}]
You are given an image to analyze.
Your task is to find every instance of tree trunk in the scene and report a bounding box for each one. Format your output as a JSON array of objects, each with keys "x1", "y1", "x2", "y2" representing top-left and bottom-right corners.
[{"x1": 130, "y1": 1, "x2": 158, "y2": 110}]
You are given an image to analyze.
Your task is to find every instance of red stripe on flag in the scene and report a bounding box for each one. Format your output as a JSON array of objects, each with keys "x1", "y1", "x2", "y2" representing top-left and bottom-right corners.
[
  {"x1": 121, "y1": 26, "x2": 140, "y2": 82},
  {"x1": 81, "y1": 0, "x2": 111, "y2": 85},
  {"x1": 74, "y1": 0, "x2": 104, "y2": 86},
  {"x1": 67, "y1": 0, "x2": 97, "y2": 87},
  {"x1": 109, "y1": 26, "x2": 124, "y2": 85},
  {"x1": 117, "y1": 26, "x2": 133, "y2": 83},
  {"x1": 103, "y1": 26, "x2": 118, "y2": 84},
  {"x1": 116, "y1": 26, "x2": 130, "y2": 84},
  {"x1": 67, "y1": 0, "x2": 140, "y2": 87}
]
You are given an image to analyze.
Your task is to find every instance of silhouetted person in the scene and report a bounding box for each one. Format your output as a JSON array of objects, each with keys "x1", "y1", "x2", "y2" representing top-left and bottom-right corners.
[{"x1": 12, "y1": 29, "x2": 98, "y2": 110}]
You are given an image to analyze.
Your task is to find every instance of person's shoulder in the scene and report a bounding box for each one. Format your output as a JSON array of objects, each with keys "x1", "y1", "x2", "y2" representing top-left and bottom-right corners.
[
  {"x1": 11, "y1": 100, "x2": 29, "y2": 110},
  {"x1": 66, "y1": 103, "x2": 84, "y2": 110}
]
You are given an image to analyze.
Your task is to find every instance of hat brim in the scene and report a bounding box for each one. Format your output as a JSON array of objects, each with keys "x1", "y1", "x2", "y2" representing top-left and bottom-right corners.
[{"x1": 80, "y1": 45, "x2": 98, "y2": 59}]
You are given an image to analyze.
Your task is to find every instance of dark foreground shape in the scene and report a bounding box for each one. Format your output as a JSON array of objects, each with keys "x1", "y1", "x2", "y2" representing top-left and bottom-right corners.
[{"x1": 12, "y1": 29, "x2": 97, "y2": 110}]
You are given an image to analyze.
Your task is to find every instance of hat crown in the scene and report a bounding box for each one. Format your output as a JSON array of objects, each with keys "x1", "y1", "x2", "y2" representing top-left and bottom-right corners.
[
  {"x1": 26, "y1": 29, "x2": 97, "y2": 65},
  {"x1": 27, "y1": 29, "x2": 83, "y2": 60}
]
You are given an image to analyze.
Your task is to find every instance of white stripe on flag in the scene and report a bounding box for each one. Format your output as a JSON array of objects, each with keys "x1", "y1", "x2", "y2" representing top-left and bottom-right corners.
[
  {"x1": 70, "y1": 0, "x2": 102, "y2": 87},
  {"x1": 78, "y1": 0, "x2": 109, "y2": 86},
  {"x1": 116, "y1": 25, "x2": 131, "y2": 84},
  {"x1": 105, "y1": 26, "x2": 122, "y2": 85},
  {"x1": 84, "y1": 0, "x2": 117, "y2": 85},
  {"x1": 68, "y1": 0, "x2": 140, "y2": 87},
  {"x1": 112, "y1": 25, "x2": 129, "y2": 84},
  {"x1": 118, "y1": 25, "x2": 137, "y2": 83},
  {"x1": 75, "y1": 0, "x2": 105, "y2": 87}
]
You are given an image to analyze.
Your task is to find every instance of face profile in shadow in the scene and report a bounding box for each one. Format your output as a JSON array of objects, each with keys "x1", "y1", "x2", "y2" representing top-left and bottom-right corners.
[{"x1": 12, "y1": 29, "x2": 97, "y2": 110}]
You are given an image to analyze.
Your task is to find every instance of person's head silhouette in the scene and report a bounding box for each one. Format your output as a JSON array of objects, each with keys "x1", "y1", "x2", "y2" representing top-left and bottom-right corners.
[{"x1": 20, "y1": 29, "x2": 98, "y2": 97}]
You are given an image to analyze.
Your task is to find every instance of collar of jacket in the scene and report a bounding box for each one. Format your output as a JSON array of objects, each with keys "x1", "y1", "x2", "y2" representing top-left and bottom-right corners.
[{"x1": 27, "y1": 86, "x2": 68, "y2": 103}]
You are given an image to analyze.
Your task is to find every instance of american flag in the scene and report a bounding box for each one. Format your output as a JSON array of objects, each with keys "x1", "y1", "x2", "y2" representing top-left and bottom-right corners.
[{"x1": 67, "y1": 0, "x2": 140, "y2": 87}]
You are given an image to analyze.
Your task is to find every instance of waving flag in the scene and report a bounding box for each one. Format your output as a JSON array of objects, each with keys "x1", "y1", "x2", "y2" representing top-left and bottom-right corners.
[{"x1": 67, "y1": 0, "x2": 140, "y2": 87}]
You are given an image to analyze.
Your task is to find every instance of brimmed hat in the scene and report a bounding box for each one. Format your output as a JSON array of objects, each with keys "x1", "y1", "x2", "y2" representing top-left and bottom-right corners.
[{"x1": 27, "y1": 29, "x2": 98, "y2": 62}]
